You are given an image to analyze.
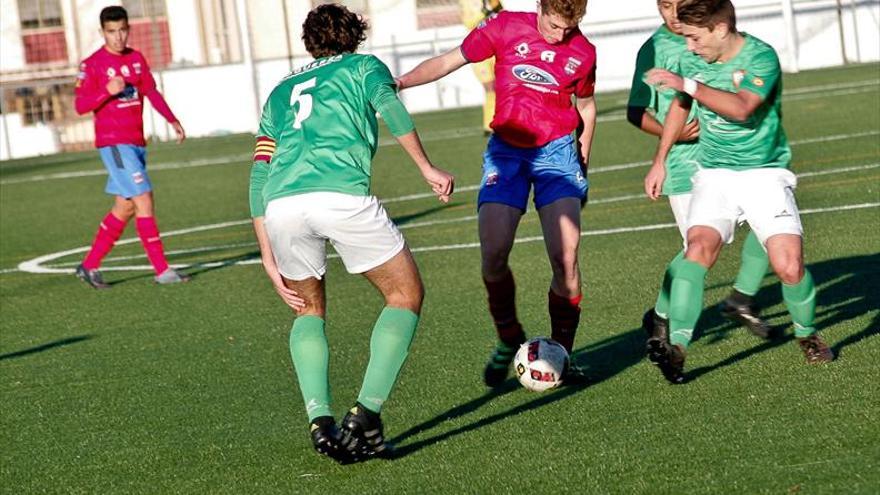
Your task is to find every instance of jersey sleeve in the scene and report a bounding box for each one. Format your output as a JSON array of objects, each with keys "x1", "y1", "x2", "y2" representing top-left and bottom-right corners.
[
  {"x1": 739, "y1": 46, "x2": 781, "y2": 101},
  {"x1": 74, "y1": 61, "x2": 112, "y2": 114},
  {"x1": 574, "y1": 59, "x2": 596, "y2": 99},
  {"x1": 627, "y1": 40, "x2": 656, "y2": 109},
  {"x1": 363, "y1": 56, "x2": 415, "y2": 137},
  {"x1": 249, "y1": 98, "x2": 278, "y2": 218},
  {"x1": 460, "y1": 12, "x2": 502, "y2": 63},
  {"x1": 139, "y1": 55, "x2": 178, "y2": 123}
]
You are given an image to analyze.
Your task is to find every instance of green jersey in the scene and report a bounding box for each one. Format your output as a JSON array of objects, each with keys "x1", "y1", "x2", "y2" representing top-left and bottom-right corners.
[
  {"x1": 628, "y1": 25, "x2": 699, "y2": 195},
  {"x1": 249, "y1": 53, "x2": 413, "y2": 217},
  {"x1": 679, "y1": 33, "x2": 791, "y2": 170}
]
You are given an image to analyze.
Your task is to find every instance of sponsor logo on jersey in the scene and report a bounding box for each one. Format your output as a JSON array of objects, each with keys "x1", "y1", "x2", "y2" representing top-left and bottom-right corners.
[
  {"x1": 540, "y1": 50, "x2": 556, "y2": 63},
  {"x1": 515, "y1": 42, "x2": 530, "y2": 58},
  {"x1": 106, "y1": 67, "x2": 117, "y2": 77},
  {"x1": 133, "y1": 62, "x2": 142, "y2": 74},
  {"x1": 564, "y1": 57, "x2": 581, "y2": 75},
  {"x1": 512, "y1": 65, "x2": 559, "y2": 86},
  {"x1": 753, "y1": 76, "x2": 765, "y2": 87},
  {"x1": 117, "y1": 84, "x2": 138, "y2": 101},
  {"x1": 121, "y1": 65, "x2": 131, "y2": 77},
  {"x1": 732, "y1": 69, "x2": 745, "y2": 87}
]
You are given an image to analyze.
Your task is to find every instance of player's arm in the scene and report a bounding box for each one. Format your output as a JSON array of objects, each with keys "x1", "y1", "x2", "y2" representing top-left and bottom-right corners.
[
  {"x1": 627, "y1": 45, "x2": 698, "y2": 140},
  {"x1": 645, "y1": 68, "x2": 763, "y2": 122},
  {"x1": 367, "y1": 57, "x2": 454, "y2": 201},
  {"x1": 74, "y1": 63, "x2": 118, "y2": 114},
  {"x1": 575, "y1": 96, "x2": 596, "y2": 174},
  {"x1": 140, "y1": 61, "x2": 186, "y2": 143},
  {"x1": 396, "y1": 48, "x2": 469, "y2": 90},
  {"x1": 249, "y1": 132, "x2": 305, "y2": 311},
  {"x1": 646, "y1": 95, "x2": 691, "y2": 200}
]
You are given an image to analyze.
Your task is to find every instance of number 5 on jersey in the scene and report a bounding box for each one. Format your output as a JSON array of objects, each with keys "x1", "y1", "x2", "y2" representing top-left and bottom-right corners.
[{"x1": 290, "y1": 77, "x2": 317, "y2": 129}]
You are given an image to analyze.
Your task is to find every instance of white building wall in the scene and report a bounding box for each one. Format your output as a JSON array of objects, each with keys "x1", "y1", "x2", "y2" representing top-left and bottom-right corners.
[{"x1": 0, "y1": 0, "x2": 25, "y2": 72}]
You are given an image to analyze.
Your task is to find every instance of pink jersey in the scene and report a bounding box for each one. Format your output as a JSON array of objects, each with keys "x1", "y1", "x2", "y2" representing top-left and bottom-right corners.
[
  {"x1": 75, "y1": 47, "x2": 177, "y2": 148},
  {"x1": 461, "y1": 11, "x2": 596, "y2": 148}
]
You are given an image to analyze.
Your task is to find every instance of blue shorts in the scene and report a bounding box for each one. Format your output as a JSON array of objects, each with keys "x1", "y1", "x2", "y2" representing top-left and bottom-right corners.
[
  {"x1": 477, "y1": 134, "x2": 588, "y2": 212},
  {"x1": 98, "y1": 145, "x2": 151, "y2": 198}
]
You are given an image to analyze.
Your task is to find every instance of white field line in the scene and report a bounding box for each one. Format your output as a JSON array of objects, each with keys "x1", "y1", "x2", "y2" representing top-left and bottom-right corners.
[
  {"x1": 9, "y1": 201, "x2": 879, "y2": 275},
  {"x1": 1, "y1": 79, "x2": 877, "y2": 187}
]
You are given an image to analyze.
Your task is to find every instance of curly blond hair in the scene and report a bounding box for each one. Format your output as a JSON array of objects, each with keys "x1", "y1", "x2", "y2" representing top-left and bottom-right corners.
[{"x1": 539, "y1": 0, "x2": 587, "y2": 23}]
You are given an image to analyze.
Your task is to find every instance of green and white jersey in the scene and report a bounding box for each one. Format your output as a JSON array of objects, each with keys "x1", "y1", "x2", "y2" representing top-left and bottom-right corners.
[
  {"x1": 679, "y1": 33, "x2": 791, "y2": 170},
  {"x1": 249, "y1": 53, "x2": 413, "y2": 217},
  {"x1": 628, "y1": 25, "x2": 699, "y2": 195}
]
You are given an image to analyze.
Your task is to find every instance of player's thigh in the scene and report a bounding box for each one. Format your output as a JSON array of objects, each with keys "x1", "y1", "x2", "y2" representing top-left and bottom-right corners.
[
  {"x1": 668, "y1": 193, "x2": 693, "y2": 242},
  {"x1": 530, "y1": 135, "x2": 587, "y2": 210},
  {"x1": 316, "y1": 193, "x2": 406, "y2": 276},
  {"x1": 477, "y1": 135, "x2": 531, "y2": 212},
  {"x1": 264, "y1": 195, "x2": 328, "y2": 280},
  {"x1": 537, "y1": 197, "x2": 582, "y2": 264},
  {"x1": 737, "y1": 168, "x2": 803, "y2": 247},
  {"x1": 99, "y1": 145, "x2": 152, "y2": 198},
  {"x1": 478, "y1": 202, "x2": 522, "y2": 261},
  {"x1": 686, "y1": 169, "x2": 740, "y2": 245},
  {"x1": 282, "y1": 275, "x2": 326, "y2": 317},
  {"x1": 361, "y1": 246, "x2": 423, "y2": 312}
]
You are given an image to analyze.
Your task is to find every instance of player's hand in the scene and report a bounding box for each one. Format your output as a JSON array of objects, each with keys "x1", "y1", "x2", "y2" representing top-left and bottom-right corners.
[
  {"x1": 172, "y1": 121, "x2": 186, "y2": 144},
  {"x1": 262, "y1": 261, "x2": 305, "y2": 311},
  {"x1": 106, "y1": 76, "x2": 125, "y2": 95},
  {"x1": 678, "y1": 119, "x2": 700, "y2": 142},
  {"x1": 645, "y1": 68, "x2": 683, "y2": 93},
  {"x1": 644, "y1": 160, "x2": 666, "y2": 200},
  {"x1": 422, "y1": 166, "x2": 454, "y2": 203}
]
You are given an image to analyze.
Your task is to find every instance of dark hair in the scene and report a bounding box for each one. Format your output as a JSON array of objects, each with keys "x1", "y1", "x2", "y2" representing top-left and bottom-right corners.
[
  {"x1": 100, "y1": 6, "x2": 128, "y2": 27},
  {"x1": 302, "y1": 4, "x2": 369, "y2": 58},
  {"x1": 677, "y1": 0, "x2": 737, "y2": 32}
]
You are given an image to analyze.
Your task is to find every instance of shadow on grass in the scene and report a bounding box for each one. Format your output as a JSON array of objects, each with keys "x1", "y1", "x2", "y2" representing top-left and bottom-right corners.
[
  {"x1": 388, "y1": 326, "x2": 645, "y2": 459},
  {"x1": 0, "y1": 335, "x2": 94, "y2": 361},
  {"x1": 688, "y1": 253, "x2": 879, "y2": 379}
]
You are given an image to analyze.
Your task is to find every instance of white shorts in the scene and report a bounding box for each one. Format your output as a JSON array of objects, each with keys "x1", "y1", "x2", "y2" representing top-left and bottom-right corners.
[
  {"x1": 668, "y1": 193, "x2": 693, "y2": 241},
  {"x1": 264, "y1": 192, "x2": 406, "y2": 280},
  {"x1": 687, "y1": 168, "x2": 803, "y2": 246}
]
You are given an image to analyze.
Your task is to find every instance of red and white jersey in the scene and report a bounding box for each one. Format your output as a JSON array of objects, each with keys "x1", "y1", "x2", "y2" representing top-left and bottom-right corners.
[
  {"x1": 461, "y1": 11, "x2": 597, "y2": 148},
  {"x1": 75, "y1": 47, "x2": 177, "y2": 148}
]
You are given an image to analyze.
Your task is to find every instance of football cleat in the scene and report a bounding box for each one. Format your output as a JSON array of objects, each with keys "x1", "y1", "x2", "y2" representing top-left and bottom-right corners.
[
  {"x1": 483, "y1": 339, "x2": 522, "y2": 388},
  {"x1": 642, "y1": 308, "x2": 669, "y2": 341},
  {"x1": 560, "y1": 361, "x2": 592, "y2": 387},
  {"x1": 797, "y1": 334, "x2": 834, "y2": 364},
  {"x1": 646, "y1": 338, "x2": 686, "y2": 384},
  {"x1": 339, "y1": 403, "x2": 393, "y2": 462},
  {"x1": 309, "y1": 416, "x2": 349, "y2": 464},
  {"x1": 719, "y1": 292, "x2": 771, "y2": 339},
  {"x1": 76, "y1": 264, "x2": 111, "y2": 289},
  {"x1": 155, "y1": 268, "x2": 191, "y2": 285}
]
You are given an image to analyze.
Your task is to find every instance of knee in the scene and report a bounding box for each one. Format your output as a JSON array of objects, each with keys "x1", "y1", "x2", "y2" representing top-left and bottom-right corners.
[
  {"x1": 481, "y1": 250, "x2": 510, "y2": 278},
  {"x1": 385, "y1": 279, "x2": 424, "y2": 313},
  {"x1": 685, "y1": 239, "x2": 718, "y2": 267},
  {"x1": 773, "y1": 257, "x2": 804, "y2": 285},
  {"x1": 548, "y1": 250, "x2": 578, "y2": 278}
]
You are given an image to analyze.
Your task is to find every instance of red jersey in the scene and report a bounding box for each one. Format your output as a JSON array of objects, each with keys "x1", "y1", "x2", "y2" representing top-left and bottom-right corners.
[
  {"x1": 75, "y1": 47, "x2": 177, "y2": 148},
  {"x1": 461, "y1": 11, "x2": 596, "y2": 148}
]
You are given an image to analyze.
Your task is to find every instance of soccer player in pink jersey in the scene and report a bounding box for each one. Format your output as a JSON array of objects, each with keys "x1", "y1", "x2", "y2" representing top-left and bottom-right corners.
[
  {"x1": 74, "y1": 6, "x2": 189, "y2": 288},
  {"x1": 398, "y1": 0, "x2": 597, "y2": 386}
]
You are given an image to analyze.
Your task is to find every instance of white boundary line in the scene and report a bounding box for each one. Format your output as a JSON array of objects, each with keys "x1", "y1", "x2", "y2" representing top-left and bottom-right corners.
[
  {"x1": 9, "y1": 201, "x2": 879, "y2": 276},
  {"x1": 1, "y1": 79, "x2": 877, "y2": 187}
]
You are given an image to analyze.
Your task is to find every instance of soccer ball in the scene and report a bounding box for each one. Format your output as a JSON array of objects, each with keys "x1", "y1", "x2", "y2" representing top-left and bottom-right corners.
[{"x1": 513, "y1": 337, "x2": 569, "y2": 392}]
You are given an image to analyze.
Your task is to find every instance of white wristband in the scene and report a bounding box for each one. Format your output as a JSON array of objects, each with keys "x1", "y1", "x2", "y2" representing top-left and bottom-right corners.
[{"x1": 683, "y1": 77, "x2": 698, "y2": 96}]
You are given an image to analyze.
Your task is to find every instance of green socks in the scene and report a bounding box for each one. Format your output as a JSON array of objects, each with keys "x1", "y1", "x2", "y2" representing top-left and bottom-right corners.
[
  {"x1": 358, "y1": 307, "x2": 420, "y2": 414},
  {"x1": 669, "y1": 259, "x2": 708, "y2": 349},
  {"x1": 289, "y1": 316, "x2": 332, "y2": 422},
  {"x1": 733, "y1": 231, "x2": 769, "y2": 296},
  {"x1": 782, "y1": 269, "x2": 817, "y2": 337},
  {"x1": 655, "y1": 250, "x2": 685, "y2": 319}
]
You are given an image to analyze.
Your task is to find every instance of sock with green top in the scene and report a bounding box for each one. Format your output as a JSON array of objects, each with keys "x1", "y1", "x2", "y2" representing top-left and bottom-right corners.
[
  {"x1": 733, "y1": 231, "x2": 769, "y2": 296},
  {"x1": 655, "y1": 250, "x2": 685, "y2": 319},
  {"x1": 289, "y1": 315, "x2": 332, "y2": 422},
  {"x1": 357, "y1": 306, "x2": 420, "y2": 414},
  {"x1": 668, "y1": 259, "x2": 708, "y2": 349},
  {"x1": 782, "y1": 269, "x2": 817, "y2": 338}
]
